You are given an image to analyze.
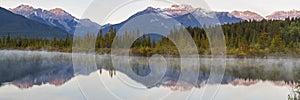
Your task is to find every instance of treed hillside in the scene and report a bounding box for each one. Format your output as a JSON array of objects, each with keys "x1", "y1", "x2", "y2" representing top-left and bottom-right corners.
[
  {"x1": 1, "y1": 16, "x2": 300, "y2": 57},
  {"x1": 92, "y1": 18, "x2": 300, "y2": 57},
  {"x1": 221, "y1": 18, "x2": 300, "y2": 57}
]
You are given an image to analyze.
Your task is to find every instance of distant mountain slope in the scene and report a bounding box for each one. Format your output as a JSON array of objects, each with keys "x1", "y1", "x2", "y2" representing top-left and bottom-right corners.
[
  {"x1": 230, "y1": 10, "x2": 264, "y2": 21},
  {"x1": 266, "y1": 10, "x2": 300, "y2": 20},
  {"x1": 10, "y1": 4, "x2": 101, "y2": 34},
  {"x1": 0, "y1": 7, "x2": 68, "y2": 39},
  {"x1": 101, "y1": 5, "x2": 243, "y2": 34}
]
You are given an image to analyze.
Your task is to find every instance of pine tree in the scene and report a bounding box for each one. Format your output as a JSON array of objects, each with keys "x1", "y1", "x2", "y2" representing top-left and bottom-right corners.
[
  {"x1": 257, "y1": 32, "x2": 270, "y2": 49},
  {"x1": 270, "y1": 35, "x2": 285, "y2": 53}
]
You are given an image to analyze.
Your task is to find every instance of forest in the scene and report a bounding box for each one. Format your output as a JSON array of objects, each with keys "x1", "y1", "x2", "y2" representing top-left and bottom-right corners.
[{"x1": 1, "y1": 17, "x2": 300, "y2": 57}]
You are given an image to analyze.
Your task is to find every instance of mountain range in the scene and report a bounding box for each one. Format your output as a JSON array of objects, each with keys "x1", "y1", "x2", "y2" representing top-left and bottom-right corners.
[
  {"x1": 100, "y1": 5, "x2": 244, "y2": 34},
  {"x1": 1, "y1": 4, "x2": 300, "y2": 38},
  {"x1": 9, "y1": 4, "x2": 101, "y2": 34},
  {"x1": 100, "y1": 4, "x2": 300, "y2": 34},
  {"x1": 266, "y1": 10, "x2": 300, "y2": 20},
  {"x1": 0, "y1": 7, "x2": 68, "y2": 39}
]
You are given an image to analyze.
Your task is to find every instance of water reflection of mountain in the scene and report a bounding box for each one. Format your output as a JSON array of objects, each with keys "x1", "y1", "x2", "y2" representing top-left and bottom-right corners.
[
  {"x1": 10, "y1": 64, "x2": 73, "y2": 88},
  {"x1": 0, "y1": 51, "x2": 73, "y2": 89},
  {"x1": 0, "y1": 51, "x2": 299, "y2": 90}
]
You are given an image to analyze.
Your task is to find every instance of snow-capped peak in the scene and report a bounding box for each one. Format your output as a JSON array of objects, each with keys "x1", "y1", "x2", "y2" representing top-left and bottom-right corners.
[
  {"x1": 49, "y1": 8, "x2": 68, "y2": 15},
  {"x1": 163, "y1": 4, "x2": 195, "y2": 17},
  {"x1": 266, "y1": 10, "x2": 300, "y2": 20},
  {"x1": 141, "y1": 7, "x2": 163, "y2": 13},
  {"x1": 10, "y1": 4, "x2": 71, "y2": 17},
  {"x1": 10, "y1": 4, "x2": 34, "y2": 12},
  {"x1": 230, "y1": 10, "x2": 264, "y2": 21},
  {"x1": 9, "y1": 4, "x2": 101, "y2": 34},
  {"x1": 167, "y1": 4, "x2": 194, "y2": 11}
]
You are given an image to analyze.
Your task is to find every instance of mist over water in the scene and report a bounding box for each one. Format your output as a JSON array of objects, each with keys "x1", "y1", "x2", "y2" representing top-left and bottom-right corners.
[{"x1": 0, "y1": 50, "x2": 298, "y2": 100}]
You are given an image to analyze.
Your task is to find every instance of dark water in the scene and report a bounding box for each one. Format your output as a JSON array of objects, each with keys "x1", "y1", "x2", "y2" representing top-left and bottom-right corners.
[{"x1": 0, "y1": 50, "x2": 299, "y2": 100}]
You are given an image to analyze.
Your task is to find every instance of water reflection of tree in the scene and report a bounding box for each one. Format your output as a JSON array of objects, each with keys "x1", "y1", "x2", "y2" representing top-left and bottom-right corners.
[
  {"x1": 288, "y1": 81, "x2": 300, "y2": 100},
  {"x1": 96, "y1": 57, "x2": 300, "y2": 89},
  {"x1": 96, "y1": 56, "x2": 116, "y2": 78},
  {"x1": 289, "y1": 69, "x2": 300, "y2": 100},
  {"x1": 2, "y1": 51, "x2": 299, "y2": 91},
  {"x1": 224, "y1": 60, "x2": 300, "y2": 83}
]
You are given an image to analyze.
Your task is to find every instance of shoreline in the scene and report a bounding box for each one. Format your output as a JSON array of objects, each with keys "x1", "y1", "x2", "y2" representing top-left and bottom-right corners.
[{"x1": 0, "y1": 49, "x2": 299, "y2": 59}]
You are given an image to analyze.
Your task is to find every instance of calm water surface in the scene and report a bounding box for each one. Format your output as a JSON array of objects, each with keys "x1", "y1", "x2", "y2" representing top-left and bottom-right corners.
[{"x1": 0, "y1": 50, "x2": 299, "y2": 100}]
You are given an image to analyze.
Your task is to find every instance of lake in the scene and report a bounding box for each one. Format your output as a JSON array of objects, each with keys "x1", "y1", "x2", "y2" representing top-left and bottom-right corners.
[{"x1": 0, "y1": 50, "x2": 299, "y2": 100}]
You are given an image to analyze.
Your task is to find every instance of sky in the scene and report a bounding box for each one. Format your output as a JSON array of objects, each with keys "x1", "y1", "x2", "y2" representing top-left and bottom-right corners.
[{"x1": 1, "y1": 0, "x2": 300, "y2": 25}]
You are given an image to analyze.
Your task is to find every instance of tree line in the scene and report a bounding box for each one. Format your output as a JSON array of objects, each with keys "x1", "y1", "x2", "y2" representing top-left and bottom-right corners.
[
  {"x1": 0, "y1": 33, "x2": 72, "y2": 52},
  {"x1": 1, "y1": 17, "x2": 300, "y2": 57}
]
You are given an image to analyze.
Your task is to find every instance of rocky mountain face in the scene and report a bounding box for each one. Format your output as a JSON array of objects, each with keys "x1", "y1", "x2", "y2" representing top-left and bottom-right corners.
[
  {"x1": 230, "y1": 10, "x2": 300, "y2": 21},
  {"x1": 165, "y1": 4, "x2": 243, "y2": 25},
  {"x1": 230, "y1": 10, "x2": 264, "y2": 21},
  {"x1": 10, "y1": 4, "x2": 101, "y2": 34},
  {"x1": 162, "y1": 4, "x2": 194, "y2": 17},
  {"x1": 266, "y1": 10, "x2": 300, "y2": 20}
]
